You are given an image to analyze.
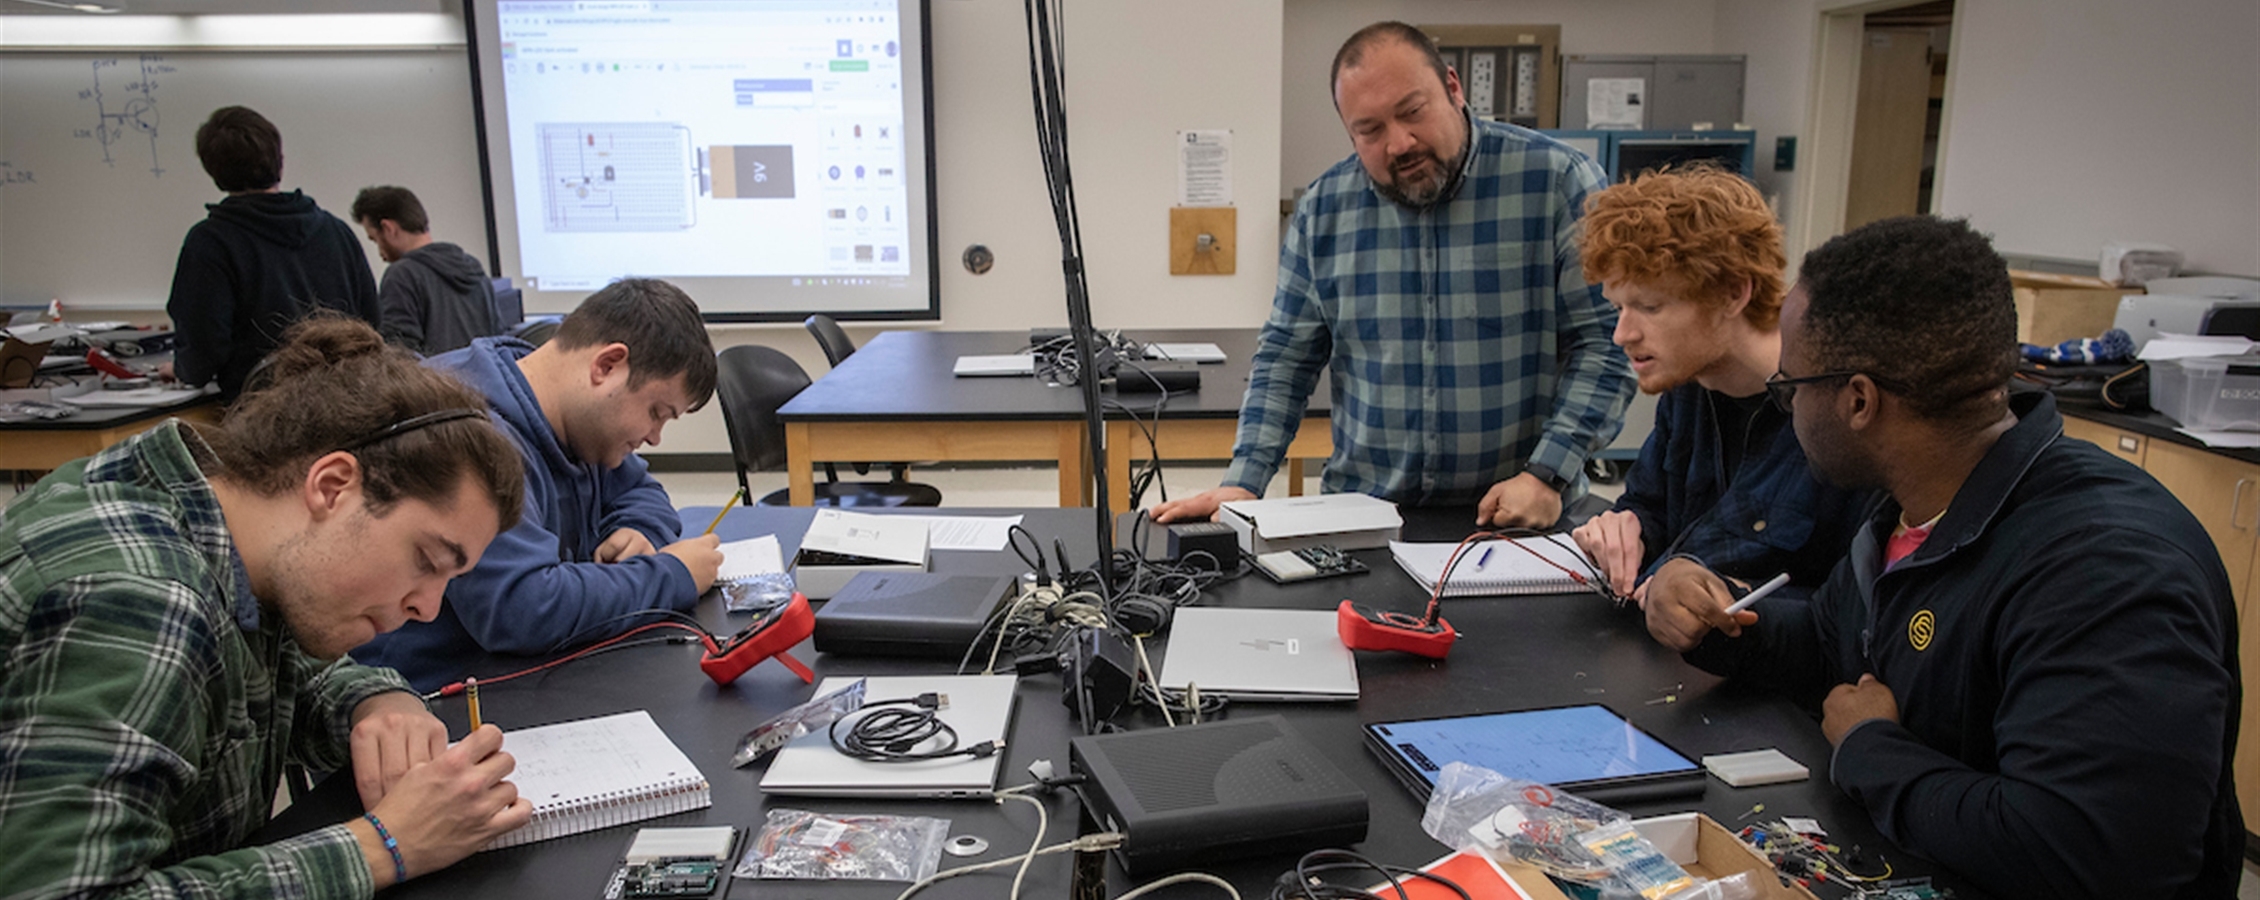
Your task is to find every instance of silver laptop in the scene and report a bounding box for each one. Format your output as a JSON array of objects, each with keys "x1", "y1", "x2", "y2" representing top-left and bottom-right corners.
[
  {"x1": 759, "y1": 674, "x2": 1018, "y2": 798},
  {"x1": 1156, "y1": 608, "x2": 1360, "y2": 702}
]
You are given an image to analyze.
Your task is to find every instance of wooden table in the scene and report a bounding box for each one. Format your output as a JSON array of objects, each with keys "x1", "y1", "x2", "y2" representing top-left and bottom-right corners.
[
  {"x1": 0, "y1": 395, "x2": 223, "y2": 471},
  {"x1": 777, "y1": 329, "x2": 1331, "y2": 508}
]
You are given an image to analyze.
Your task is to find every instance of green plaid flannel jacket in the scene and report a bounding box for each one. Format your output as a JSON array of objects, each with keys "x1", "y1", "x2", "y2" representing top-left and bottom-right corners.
[{"x1": 0, "y1": 421, "x2": 411, "y2": 900}]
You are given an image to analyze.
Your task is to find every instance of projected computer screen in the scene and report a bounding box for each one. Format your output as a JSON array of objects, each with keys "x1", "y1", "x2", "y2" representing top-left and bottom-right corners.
[{"x1": 468, "y1": 0, "x2": 937, "y2": 321}]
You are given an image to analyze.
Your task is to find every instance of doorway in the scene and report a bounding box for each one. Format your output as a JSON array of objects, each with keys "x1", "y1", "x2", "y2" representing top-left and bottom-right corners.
[
  {"x1": 1786, "y1": 0, "x2": 1961, "y2": 262},
  {"x1": 1846, "y1": 2, "x2": 1954, "y2": 228}
]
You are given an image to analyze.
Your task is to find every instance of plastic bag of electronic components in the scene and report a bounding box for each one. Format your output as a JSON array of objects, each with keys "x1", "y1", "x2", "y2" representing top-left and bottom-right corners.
[
  {"x1": 719, "y1": 572, "x2": 797, "y2": 613},
  {"x1": 732, "y1": 679, "x2": 868, "y2": 768},
  {"x1": 1418, "y1": 762, "x2": 1709, "y2": 900},
  {"x1": 735, "y1": 809, "x2": 949, "y2": 882}
]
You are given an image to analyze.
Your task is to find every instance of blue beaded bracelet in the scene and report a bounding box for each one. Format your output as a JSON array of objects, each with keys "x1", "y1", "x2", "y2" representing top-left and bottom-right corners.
[{"x1": 363, "y1": 812, "x2": 408, "y2": 885}]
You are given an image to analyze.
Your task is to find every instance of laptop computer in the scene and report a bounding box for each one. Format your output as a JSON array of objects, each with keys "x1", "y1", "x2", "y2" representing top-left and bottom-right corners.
[
  {"x1": 759, "y1": 674, "x2": 1019, "y2": 798},
  {"x1": 953, "y1": 354, "x2": 1036, "y2": 377},
  {"x1": 1156, "y1": 608, "x2": 1359, "y2": 702}
]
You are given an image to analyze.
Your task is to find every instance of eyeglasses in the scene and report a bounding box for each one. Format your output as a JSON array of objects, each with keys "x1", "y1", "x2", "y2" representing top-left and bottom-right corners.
[{"x1": 1764, "y1": 370, "x2": 1911, "y2": 413}]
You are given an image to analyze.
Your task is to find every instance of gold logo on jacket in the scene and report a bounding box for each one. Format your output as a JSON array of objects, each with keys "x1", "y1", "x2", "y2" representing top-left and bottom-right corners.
[{"x1": 1908, "y1": 609, "x2": 1936, "y2": 651}]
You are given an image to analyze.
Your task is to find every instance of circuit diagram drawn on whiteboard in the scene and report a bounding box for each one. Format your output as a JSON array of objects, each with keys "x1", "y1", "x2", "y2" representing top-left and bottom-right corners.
[{"x1": 78, "y1": 54, "x2": 172, "y2": 178}]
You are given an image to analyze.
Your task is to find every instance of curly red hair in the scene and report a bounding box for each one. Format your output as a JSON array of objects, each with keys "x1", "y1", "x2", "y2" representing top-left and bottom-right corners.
[{"x1": 1580, "y1": 165, "x2": 1786, "y2": 330}]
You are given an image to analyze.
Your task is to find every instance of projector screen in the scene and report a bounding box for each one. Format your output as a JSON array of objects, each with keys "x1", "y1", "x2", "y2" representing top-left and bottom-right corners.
[{"x1": 466, "y1": 0, "x2": 938, "y2": 321}]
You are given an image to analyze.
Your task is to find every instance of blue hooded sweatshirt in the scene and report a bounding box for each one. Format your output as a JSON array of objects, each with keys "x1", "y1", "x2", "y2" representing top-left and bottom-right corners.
[{"x1": 353, "y1": 337, "x2": 694, "y2": 690}]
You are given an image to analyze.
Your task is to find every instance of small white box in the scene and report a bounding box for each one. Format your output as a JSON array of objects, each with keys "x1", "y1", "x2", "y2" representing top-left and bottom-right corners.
[
  {"x1": 789, "y1": 510, "x2": 929, "y2": 599},
  {"x1": 1701, "y1": 748, "x2": 1810, "y2": 787},
  {"x1": 1218, "y1": 492, "x2": 1402, "y2": 555}
]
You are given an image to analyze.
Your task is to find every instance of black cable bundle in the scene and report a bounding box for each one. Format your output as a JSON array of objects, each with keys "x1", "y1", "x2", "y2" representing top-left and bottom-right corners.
[{"x1": 1021, "y1": 0, "x2": 1117, "y2": 596}]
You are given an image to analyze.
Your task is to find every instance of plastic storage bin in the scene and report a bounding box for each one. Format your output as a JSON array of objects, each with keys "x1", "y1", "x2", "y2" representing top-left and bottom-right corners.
[{"x1": 2152, "y1": 356, "x2": 2260, "y2": 431}]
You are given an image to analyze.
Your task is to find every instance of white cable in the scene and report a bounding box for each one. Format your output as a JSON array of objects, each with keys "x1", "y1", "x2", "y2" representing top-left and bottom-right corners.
[
  {"x1": 1131, "y1": 634, "x2": 1173, "y2": 727},
  {"x1": 892, "y1": 787, "x2": 1061, "y2": 900}
]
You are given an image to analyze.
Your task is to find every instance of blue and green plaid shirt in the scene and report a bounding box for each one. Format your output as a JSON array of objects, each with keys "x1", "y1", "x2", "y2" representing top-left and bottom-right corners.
[
  {"x1": 0, "y1": 421, "x2": 411, "y2": 900},
  {"x1": 1224, "y1": 116, "x2": 1633, "y2": 505}
]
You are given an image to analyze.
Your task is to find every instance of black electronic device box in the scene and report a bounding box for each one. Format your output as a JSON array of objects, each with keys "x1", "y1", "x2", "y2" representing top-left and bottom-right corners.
[
  {"x1": 1166, "y1": 521, "x2": 1240, "y2": 568},
  {"x1": 1112, "y1": 362, "x2": 1199, "y2": 394},
  {"x1": 812, "y1": 572, "x2": 1014, "y2": 658},
  {"x1": 1069, "y1": 715, "x2": 1368, "y2": 876}
]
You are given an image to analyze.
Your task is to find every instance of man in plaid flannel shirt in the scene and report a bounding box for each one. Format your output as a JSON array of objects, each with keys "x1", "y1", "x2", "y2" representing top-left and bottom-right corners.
[
  {"x1": 0, "y1": 320, "x2": 534, "y2": 899},
  {"x1": 1155, "y1": 22, "x2": 1632, "y2": 528}
]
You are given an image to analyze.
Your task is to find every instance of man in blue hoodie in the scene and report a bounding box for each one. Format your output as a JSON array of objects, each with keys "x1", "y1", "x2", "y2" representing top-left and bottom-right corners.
[
  {"x1": 164, "y1": 106, "x2": 380, "y2": 401},
  {"x1": 355, "y1": 279, "x2": 723, "y2": 691}
]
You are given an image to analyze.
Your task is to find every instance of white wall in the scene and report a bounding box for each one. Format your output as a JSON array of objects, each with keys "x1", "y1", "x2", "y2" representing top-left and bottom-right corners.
[
  {"x1": 1713, "y1": 0, "x2": 1815, "y2": 243},
  {"x1": 1934, "y1": 0, "x2": 2260, "y2": 274},
  {"x1": 1280, "y1": 0, "x2": 1721, "y2": 197}
]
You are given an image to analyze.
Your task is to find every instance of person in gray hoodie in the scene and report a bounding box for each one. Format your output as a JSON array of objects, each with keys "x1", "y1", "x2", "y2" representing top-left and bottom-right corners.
[
  {"x1": 164, "y1": 106, "x2": 379, "y2": 401},
  {"x1": 353, "y1": 185, "x2": 503, "y2": 356}
]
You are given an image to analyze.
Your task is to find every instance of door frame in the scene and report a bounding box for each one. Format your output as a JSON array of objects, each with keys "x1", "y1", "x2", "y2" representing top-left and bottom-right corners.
[{"x1": 1788, "y1": 0, "x2": 1965, "y2": 267}]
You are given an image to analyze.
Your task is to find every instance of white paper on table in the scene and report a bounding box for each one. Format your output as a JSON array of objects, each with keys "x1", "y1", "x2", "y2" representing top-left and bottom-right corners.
[
  {"x1": 2176, "y1": 429, "x2": 2260, "y2": 448},
  {"x1": 63, "y1": 384, "x2": 215, "y2": 408},
  {"x1": 2138, "y1": 333, "x2": 2256, "y2": 360},
  {"x1": 715, "y1": 535, "x2": 785, "y2": 582},
  {"x1": 888, "y1": 515, "x2": 1023, "y2": 552}
]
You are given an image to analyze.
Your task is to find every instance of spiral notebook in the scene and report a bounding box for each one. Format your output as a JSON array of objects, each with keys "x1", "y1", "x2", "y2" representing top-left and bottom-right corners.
[
  {"x1": 486, "y1": 710, "x2": 710, "y2": 850},
  {"x1": 1389, "y1": 538, "x2": 1593, "y2": 597}
]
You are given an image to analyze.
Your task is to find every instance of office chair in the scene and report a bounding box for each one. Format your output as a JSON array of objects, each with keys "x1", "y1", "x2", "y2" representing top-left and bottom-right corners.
[
  {"x1": 509, "y1": 315, "x2": 563, "y2": 347},
  {"x1": 804, "y1": 314, "x2": 858, "y2": 368},
  {"x1": 800, "y1": 315, "x2": 925, "y2": 484},
  {"x1": 714, "y1": 344, "x2": 943, "y2": 508}
]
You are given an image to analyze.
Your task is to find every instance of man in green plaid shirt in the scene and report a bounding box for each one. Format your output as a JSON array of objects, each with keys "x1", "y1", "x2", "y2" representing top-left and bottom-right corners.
[
  {"x1": 1155, "y1": 23, "x2": 1632, "y2": 529},
  {"x1": 0, "y1": 320, "x2": 535, "y2": 899}
]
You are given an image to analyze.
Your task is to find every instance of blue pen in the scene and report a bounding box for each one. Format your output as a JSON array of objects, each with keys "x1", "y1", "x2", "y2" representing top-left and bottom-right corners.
[{"x1": 1476, "y1": 545, "x2": 1495, "y2": 570}]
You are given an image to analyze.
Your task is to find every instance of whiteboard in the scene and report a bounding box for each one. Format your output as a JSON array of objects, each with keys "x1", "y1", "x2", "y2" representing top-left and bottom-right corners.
[{"x1": 0, "y1": 50, "x2": 490, "y2": 311}]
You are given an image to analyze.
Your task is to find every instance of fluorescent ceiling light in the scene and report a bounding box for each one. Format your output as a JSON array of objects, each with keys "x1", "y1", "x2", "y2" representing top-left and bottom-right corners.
[{"x1": 7, "y1": 0, "x2": 122, "y2": 12}]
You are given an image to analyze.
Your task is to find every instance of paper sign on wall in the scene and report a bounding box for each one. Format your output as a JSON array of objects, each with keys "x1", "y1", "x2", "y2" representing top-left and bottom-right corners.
[
  {"x1": 1588, "y1": 78, "x2": 1646, "y2": 128},
  {"x1": 1177, "y1": 129, "x2": 1232, "y2": 206}
]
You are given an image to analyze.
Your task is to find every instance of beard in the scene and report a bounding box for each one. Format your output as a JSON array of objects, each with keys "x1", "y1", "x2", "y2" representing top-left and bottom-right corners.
[{"x1": 1372, "y1": 144, "x2": 1466, "y2": 210}]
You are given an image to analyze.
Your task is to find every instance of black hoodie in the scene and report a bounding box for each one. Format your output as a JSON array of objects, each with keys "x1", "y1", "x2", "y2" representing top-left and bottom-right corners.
[
  {"x1": 377, "y1": 241, "x2": 502, "y2": 356},
  {"x1": 164, "y1": 190, "x2": 378, "y2": 401}
]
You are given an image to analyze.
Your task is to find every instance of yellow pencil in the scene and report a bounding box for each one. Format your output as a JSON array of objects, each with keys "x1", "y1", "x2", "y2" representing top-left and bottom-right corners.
[
  {"x1": 704, "y1": 487, "x2": 745, "y2": 536},
  {"x1": 466, "y1": 676, "x2": 482, "y2": 731}
]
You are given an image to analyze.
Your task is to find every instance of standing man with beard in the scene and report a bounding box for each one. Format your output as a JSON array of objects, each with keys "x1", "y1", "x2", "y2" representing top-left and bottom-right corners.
[
  {"x1": 1153, "y1": 22, "x2": 1631, "y2": 528},
  {"x1": 353, "y1": 185, "x2": 505, "y2": 356}
]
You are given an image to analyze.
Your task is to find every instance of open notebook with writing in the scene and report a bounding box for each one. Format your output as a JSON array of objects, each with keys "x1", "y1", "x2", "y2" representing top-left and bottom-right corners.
[
  {"x1": 1389, "y1": 538, "x2": 1595, "y2": 597},
  {"x1": 486, "y1": 710, "x2": 710, "y2": 850}
]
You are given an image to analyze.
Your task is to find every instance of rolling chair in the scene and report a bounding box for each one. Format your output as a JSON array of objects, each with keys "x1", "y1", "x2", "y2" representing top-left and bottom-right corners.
[
  {"x1": 509, "y1": 315, "x2": 563, "y2": 347},
  {"x1": 715, "y1": 344, "x2": 943, "y2": 508},
  {"x1": 800, "y1": 315, "x2": 928, "y2": 486}
]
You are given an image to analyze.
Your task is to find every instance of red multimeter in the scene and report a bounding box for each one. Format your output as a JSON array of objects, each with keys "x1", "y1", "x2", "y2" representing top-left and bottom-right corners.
[
  {"x1": 699, "y1": 593, "x2": 817, "y2": 685},
  {"x1": 1336, "y1": 600, "x2": 1457, "y2": 659}
]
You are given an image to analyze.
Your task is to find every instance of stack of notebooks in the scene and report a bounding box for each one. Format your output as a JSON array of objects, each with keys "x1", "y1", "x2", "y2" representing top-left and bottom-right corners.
[
  {"x1": 487, "y1": 710, "x2": 710, "y2": 849},
  {"x1": 1388, "y1": 537, "x2": 1594, "y2": 597}
]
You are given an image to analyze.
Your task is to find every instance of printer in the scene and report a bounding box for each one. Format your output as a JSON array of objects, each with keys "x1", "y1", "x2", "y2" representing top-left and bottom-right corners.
[{"x1": 2113, "y1": 277, "x2": 2260, "y2": 353}]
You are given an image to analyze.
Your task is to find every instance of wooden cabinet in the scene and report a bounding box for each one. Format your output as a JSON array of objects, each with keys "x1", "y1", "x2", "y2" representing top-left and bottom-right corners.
[
  {"x1": 2060, "y1": 415, "x2": 2147, "y2": 468},
  {"x1": 2141, "y1": 441, "x2": 2260, "y2": 603}
]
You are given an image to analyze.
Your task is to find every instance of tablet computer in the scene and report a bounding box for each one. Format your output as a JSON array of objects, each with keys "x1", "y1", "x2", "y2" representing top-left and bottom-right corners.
[{"x1": 1363, "y1": 704, "x2": 1705, "y2": 806}]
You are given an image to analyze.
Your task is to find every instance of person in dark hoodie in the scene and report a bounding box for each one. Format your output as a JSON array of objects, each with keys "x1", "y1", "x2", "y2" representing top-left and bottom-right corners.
[
  {"x1": 353, "y1": 278, "x2": 724, "y2": 691},
  {"x1": 164, "y1": 106, "x2": 379, "y2": 402},
  {"x1": 1646, "y1": 216, "x2": 2242, "y2": 899},
  {"x1": 352, "y1": 185, "x2": 503, "y2": 356}
]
